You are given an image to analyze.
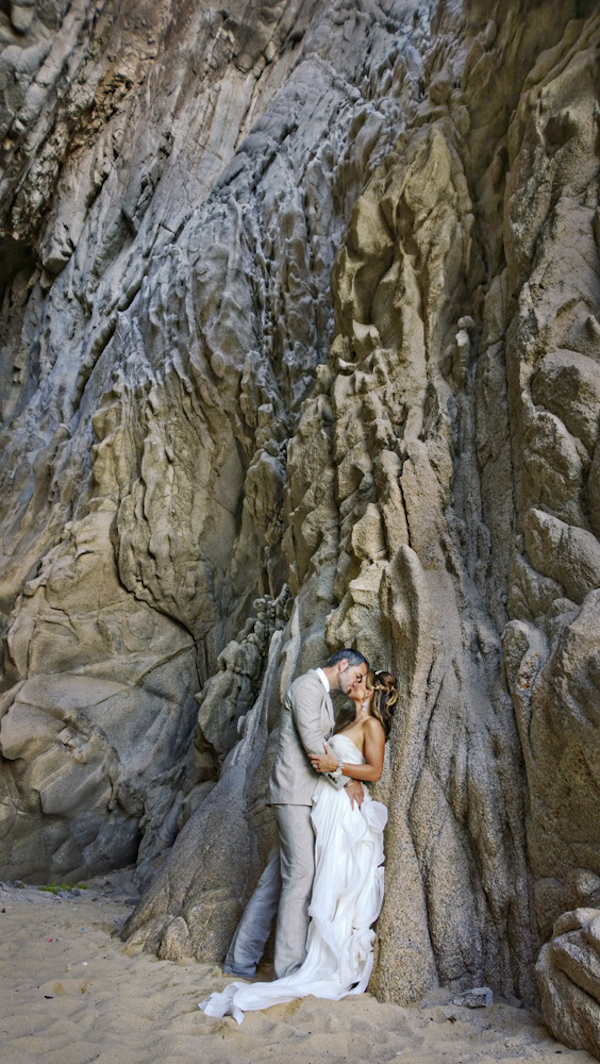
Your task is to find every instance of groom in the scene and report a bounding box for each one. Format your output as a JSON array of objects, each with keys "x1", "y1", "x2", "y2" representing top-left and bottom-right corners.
[{"x1": 224, "y1": 648, "x2": 368, "y2": 980}]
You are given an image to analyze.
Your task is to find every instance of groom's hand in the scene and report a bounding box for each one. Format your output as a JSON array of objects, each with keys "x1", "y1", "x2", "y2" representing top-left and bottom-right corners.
[
  {"x1": 344, "y1": 779, "x2": 364, "y2": 809},
  {"x1": 322, "y1": 741, "x2": 340, "y2": 773},
  {"x1": 309, "y1": 742, "x2": 339, "y2": 773}
]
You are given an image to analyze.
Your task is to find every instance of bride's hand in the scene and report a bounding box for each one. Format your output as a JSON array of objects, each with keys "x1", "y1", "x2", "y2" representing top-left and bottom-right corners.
[
  {"x1": 309, "y1": 742, "x2": 339, "y2": 773},
  {"x1": 344, "y1": 779, "x2": 364, "y2": 808}
]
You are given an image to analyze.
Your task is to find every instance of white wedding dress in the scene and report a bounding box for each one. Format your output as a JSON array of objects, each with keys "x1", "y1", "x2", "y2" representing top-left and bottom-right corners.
[{"x1": 199, "y1": 733, "x2": 387, "y2": 1023}]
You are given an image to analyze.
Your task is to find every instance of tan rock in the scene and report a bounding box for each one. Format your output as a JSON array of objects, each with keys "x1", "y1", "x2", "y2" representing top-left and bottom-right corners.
[
  {"x1": 531, "y1": 349, "x2": 600, "y2": 453},
  {"x1": 524, "y1": 508, "x2": 600, "y2": 605},
  {"x1": 537, "y1": 909, "x2": 600, "y2": 1057}
]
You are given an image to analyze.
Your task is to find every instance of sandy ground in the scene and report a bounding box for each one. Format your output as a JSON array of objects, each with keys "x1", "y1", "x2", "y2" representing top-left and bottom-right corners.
[{"x1": 0, "y1": 872, "x2": 596, "y2": 1064}]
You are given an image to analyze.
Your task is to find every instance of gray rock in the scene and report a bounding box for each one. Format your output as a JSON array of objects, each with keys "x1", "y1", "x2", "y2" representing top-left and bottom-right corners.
[
  {"x1": 452, "y1": 987, "x2": 494, "y2": 1009},
  {"x1": 537, "y1": 908, "x2": 600, "y2": 1057}
]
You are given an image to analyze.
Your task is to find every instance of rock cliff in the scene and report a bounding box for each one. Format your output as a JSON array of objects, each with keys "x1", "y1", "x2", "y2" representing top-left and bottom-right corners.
[{"x1": 0, "y1": 0, "x2": 599, "y2": 1052}]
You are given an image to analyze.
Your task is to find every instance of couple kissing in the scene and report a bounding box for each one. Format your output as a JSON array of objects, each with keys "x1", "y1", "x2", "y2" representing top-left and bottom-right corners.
[{"x1": 200, "y1": 648, "x2": 398, "y2": 1023}]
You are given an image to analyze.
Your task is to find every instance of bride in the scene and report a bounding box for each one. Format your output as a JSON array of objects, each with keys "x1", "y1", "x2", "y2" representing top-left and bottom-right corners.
[{"x1": 199, "y1": 669, "x2": 398, "y2": 1023}]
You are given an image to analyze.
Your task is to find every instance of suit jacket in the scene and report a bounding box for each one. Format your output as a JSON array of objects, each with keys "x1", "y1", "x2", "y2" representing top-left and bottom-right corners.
[{"x1": 269, "y1": 670, "x2": 339, "y2": 806}]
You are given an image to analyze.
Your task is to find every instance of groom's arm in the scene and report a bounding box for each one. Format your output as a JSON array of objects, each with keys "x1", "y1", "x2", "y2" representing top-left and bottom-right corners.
[
  {"x1": 289, "y1": 676, "x2": 330, "y2": 758},
  {"x1": 309, "y1": 742, "x2": 365, "y2": 805},
  {"x1": 289, "y1": 678, "x2": 348, "y2": 789}
]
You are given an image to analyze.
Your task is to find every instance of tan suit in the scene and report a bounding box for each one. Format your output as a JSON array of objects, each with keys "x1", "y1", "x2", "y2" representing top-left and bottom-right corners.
[
  {"x1": 269, "y1": 670, "x2": 336, "y2": 805},
  {"x1": 224, "y1": 669, "x2": 346, "y2": 980},
  {"x1": 268, "y1": 670, "x2": 347, "y2": 976}
]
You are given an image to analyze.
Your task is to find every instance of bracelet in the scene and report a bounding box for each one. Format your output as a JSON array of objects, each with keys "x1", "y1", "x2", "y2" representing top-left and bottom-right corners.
[{"x1": 344, "y1": 778, "x2": 353, "y2": 788}]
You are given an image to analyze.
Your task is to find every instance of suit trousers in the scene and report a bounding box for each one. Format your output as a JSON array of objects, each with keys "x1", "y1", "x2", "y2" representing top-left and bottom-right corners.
[
  {"x1": 273, "y1": 803, "x2": 315, "y2": 978},
  {"x1": 223, "y1": 805, "x2": 316, "y2": 980},
  {"x1": 224, "y1": 846, "x2": 282, "y2": 977}
]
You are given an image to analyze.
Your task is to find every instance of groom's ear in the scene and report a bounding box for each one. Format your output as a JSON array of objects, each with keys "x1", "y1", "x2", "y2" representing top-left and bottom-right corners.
[{"x1": 337, "y1": 658, "x2": 349, "y2": 673}]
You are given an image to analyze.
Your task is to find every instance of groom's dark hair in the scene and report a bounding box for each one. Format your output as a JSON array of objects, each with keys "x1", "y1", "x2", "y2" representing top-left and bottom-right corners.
[{"x1": 326, "y1": 648, "x2": 369, "y2": 669}]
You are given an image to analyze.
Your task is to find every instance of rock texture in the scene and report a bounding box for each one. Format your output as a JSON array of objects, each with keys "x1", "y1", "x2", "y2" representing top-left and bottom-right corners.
[
  {"x1": 537, "y1": 908, "x2": 600, "y2": 1057},
  {"x1": 0, "y1": 0, "x2": 600, "y2": 1051}
]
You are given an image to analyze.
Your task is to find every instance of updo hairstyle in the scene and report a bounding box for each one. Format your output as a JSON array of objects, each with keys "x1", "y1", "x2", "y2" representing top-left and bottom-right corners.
[{"x1": 365, "y1": 669, "x2": 398, "y2": 738}]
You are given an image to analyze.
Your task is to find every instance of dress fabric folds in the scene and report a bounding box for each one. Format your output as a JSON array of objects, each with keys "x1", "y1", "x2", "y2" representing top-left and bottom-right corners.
[{"x1": 199, "y1": 733, "x2": 387, "y2": 1023}]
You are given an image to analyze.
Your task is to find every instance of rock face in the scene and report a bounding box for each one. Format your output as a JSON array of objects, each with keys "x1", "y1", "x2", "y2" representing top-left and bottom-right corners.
[
  {"x1": 537, "y1": 909, "x2": 600, "y2": 1057},
  {"x1": 0, "y1": 0, "x2": 600, "y2": 1048}
]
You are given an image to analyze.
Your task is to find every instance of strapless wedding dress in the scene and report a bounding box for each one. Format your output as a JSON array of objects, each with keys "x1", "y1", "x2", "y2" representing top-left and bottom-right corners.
[{"x1": 199, "y1": 733, "x2": 387, "y2": 1023}]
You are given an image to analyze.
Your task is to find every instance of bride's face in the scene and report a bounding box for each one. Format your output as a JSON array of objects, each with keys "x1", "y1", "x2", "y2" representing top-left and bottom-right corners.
[{"x1": 349, "y1": 679, "x2": 372, "y2": 705}]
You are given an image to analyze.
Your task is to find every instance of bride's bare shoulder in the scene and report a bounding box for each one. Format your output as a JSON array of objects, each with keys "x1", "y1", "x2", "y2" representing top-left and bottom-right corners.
[{"x1": 364, "y1": 716, "x2": 385, "y2": 739}]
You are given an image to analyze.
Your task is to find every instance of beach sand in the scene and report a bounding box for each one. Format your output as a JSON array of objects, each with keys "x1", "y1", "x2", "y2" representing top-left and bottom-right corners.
[{"x1": 0, "y1": 872, "x2": 595, "y2": 1064}]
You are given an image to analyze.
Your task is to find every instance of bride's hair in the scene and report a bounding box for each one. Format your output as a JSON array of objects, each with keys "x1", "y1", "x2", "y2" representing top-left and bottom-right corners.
[{"x1": 366, "y1": 670, "x2": 398, "y2": 738}]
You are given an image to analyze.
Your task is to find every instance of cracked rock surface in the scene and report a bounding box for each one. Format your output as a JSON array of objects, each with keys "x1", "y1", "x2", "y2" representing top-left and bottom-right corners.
[{"x1": 0, "y1": 0, "x2": 600, "y2": 1048}]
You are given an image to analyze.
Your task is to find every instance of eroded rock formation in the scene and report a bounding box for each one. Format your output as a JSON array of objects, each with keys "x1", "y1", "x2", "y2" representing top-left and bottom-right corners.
[
  {"x1": 1, "y1": 0, "x2": 599, "y2": 1052},
  {"x1": 537, "y1": 908, "x2": 600, "y2": 1058}
]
